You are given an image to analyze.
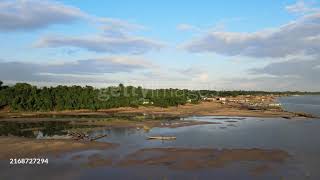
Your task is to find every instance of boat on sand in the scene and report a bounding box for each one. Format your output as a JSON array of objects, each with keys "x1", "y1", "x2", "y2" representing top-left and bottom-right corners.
[{"x1": 147, "y1": 136, "x2": 176, "y2": 140}]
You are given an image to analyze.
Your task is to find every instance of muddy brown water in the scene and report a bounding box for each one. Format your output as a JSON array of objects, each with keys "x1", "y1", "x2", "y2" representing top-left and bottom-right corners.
[{"x1": 0, "y1": 115, "x2": 319, "y2": 180}]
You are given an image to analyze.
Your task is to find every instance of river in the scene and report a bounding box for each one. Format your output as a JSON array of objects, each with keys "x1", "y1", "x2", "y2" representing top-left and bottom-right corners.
[
  {"x1": 0, "y1": 96, "x2": 319, "y2": 180},
  {"x1": 279, "y1": 95, "x2": 320, "y2": 117}
]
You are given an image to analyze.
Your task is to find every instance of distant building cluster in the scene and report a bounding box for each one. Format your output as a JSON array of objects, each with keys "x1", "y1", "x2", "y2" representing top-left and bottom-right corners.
[{"x1": 201, "y1": 95, "x2": 282, "y2": 110}]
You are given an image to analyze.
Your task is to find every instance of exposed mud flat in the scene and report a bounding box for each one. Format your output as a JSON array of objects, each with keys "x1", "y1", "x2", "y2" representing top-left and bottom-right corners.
[
  {"x1": 0, "y1": 137, "x2": 118, "y2": 159},
  {"x1": 119, "y1": 147, "x2": 290, "y2": 171},
  {"x1": 0, "y1": 101, "x2": 302, "y2": 119},
  {"x1": 84, "y1": 154, "x2": 113, "y2": 168}
]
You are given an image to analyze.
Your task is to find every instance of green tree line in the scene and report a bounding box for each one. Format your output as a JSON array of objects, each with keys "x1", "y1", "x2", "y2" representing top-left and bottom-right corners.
[
  {"x1": 0, "y1": 81, "x2": 318, "y2": 112},
  {"x1": 0, "y1": 81, "x2": 200, "y2": 111}
]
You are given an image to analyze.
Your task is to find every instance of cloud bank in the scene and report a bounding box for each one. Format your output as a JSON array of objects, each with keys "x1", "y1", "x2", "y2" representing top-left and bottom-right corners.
[
  {"x1": 183, "y1": 13, "x2": 320, "y2": 58},
  {"x1": 0, "y1": 0, "x2": 163, "y2": 54},
  {"x1": 0, "y1": 56, "x2": 154, "y2": 85},
  {"x1": 285, "y1": 0, "x2": 320, "y2": 14},
  {"x1": 0, "y1": 0, "x2": 86, "y2": 31},
  {"x1": 35, "y1": 35, "x2": 164, "y2": 54}
]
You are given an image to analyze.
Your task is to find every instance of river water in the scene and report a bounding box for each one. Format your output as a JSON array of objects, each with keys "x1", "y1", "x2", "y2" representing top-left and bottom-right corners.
[
  {"x1": 0, "y1": 96, "x2": 319, "y2": 180},
  {"x1": 279, "y1": 95, "x2": 320, "y2": 117}
]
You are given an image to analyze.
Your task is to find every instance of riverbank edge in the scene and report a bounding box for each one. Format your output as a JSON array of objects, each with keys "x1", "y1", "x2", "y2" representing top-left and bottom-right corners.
[{"x1": 0, "y1": 101, "x2": 316, "y2": 120}]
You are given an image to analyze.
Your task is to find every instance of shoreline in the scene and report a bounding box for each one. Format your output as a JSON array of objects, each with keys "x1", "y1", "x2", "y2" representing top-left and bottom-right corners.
[
  {"x1": 0, "y1": 136, "x2": 291, "y2": 175},
  {"x1": 0, "y1": 101, "x2": 316, "y2": 120},
  {"x1": 0, "y1": 136, "x2": 118, "y2": 159}
]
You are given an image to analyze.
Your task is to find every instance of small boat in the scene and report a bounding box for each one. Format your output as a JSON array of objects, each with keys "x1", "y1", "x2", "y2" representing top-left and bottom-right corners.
[{"x1": 147, "y1": 136, "x2": 176, "y2": 140}]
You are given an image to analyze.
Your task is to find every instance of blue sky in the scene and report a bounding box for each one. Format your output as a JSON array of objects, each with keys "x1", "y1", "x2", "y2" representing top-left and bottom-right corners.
[{"x1": 0, "y1": 0, "x2": 320, "y2": 91}]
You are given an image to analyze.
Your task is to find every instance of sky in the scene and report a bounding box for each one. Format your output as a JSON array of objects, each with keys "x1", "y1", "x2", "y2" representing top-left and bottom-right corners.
[{"x1": 0, "y1": 0, "x2": 320, "y2": 91}]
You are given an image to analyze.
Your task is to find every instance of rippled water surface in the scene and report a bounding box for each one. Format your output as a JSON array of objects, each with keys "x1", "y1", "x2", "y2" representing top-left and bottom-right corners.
[
  {"x1": 279, "y1": 95, "x2": 320, "y2": 116},
  {"x1": 0, "y1": 115, "x2": 319, "y2": 180}
]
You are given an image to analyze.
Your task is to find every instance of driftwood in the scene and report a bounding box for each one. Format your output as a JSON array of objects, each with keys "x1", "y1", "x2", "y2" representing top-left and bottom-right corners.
[
  {"x1": 147, "y1": 136, "x2": 176, "y2": 140},
  {"x1": 69, "y1": 132, "x2": 83, "y2": 137},
  {"x1": 68, "y1": 132, "x2": 89, "y2": 140},
  {"x1": 90, "y1": 134, "x2": 108, "y2": 141},
  {"x1": 68, "y1": 131, "x2": 108, "y2": 141},
  {"x1": 294, "y1": 112, "x2": 316, "y2": 118}
]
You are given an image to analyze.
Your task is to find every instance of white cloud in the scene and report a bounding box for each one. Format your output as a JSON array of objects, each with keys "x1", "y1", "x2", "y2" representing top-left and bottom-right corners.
[
  {"x1": 180, "y1": 1, "x2": 320, "y2": 91},
  {"x1": 220, "y1": 76, "x2": 303, "y2": 91},
  {"x1": 197, "y1": 72, "x2": 209, "y2": 82},
  {"x1": 0, "y1": 56, "x2": 155, "y2": 84},
  {"x1": 0, "y1": 0, "x2": 163, "y2": 55},
  {"x1": 176, "y1": 24, "x2": 200, "y2": 32},
  {"x1": 100, "y1": 18, "x2": 146, "y2": 37},
  {"x1": 0, "y1": 0, "x2": 86, "y2": 31},
  {"x1": 182, "y1": 12, "x2": 320, "y2": 58},
  {"x1": 250, "y1": 58, "x2": 319, "y2": 77},
  {"x1": 0, "y1": 0, "x2": 145, "y2": 32},
  {"x1": 35, "y1": 34, "x2": 164, "y2": 54},
  {"x1": 285, "y1": 0, "x2": 320, "y2": 14},
  {"x1": 177, "y1": 67, "x2": 210, "y2": 82},
  {"x1": 220, "y1": 56, "x2": 320, "y2": 91}
]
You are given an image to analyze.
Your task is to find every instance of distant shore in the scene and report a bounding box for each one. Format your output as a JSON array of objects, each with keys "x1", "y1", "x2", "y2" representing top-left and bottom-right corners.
[{"x1": 0, "y1": 101, "x2": 314, "y2": 120}]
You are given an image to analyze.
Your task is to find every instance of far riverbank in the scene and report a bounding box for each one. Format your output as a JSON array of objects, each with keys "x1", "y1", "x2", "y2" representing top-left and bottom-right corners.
[{"x1": 0, "y1": 101, "x2": 315, "y2": 120}]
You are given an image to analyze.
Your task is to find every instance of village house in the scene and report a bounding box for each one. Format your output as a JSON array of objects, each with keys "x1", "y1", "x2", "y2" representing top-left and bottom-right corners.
[
  {"x1": 202, "y1": 97, "x2": 216, "y2": 101},
  {"x1": 141, "y1": 99, "x2": 154, "y2": 105},
  {"x1": 216, "y1": 97, "x2": 226, "y2": 101}
]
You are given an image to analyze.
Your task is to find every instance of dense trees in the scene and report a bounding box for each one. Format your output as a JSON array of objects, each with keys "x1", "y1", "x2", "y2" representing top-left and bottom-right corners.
[
  {"x1": 0, "y1": 82, "x2": 199, "y2": 111},
  {"x1": 0, "y1": 81, "x2": 11, "y2": 108},
  {"x1": 0, "y1": 81, "x2": 317, "y2": 112}
]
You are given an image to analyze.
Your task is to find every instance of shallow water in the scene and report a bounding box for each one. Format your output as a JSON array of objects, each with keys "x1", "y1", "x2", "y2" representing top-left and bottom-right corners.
[
  {"x1": 0, "y1": 116, "x2": 320, "y2": 180},
  {"x1": 279, "y1": 95, "x2": 320, "y2": 116},
  {"x1": 1, "y1": 95, "x2": 319, "y2": 179},
  {"x1": 0, "y1": 120, "x2": 97, "y2": 138}
]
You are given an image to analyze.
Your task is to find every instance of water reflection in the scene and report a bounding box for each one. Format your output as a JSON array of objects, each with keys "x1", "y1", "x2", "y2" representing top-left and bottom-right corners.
[
  {"x1": 0, "y1": 121, "x2": 98, "y2": 138},
  {"x1": 279, "y1": 95, "x2": 320, "y2": 117},
  {"x1": 0, "y1": 116, "x2": 320, "y2": 180}
]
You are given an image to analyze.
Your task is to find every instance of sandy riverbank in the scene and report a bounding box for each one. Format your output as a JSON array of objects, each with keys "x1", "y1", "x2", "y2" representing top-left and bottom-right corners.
[
  {"x1": 0, "y1": 101, "x2": 308, "y2": 119},
  {"x1": 0, "y1": 137, "x2": 118, "y2": 159}
]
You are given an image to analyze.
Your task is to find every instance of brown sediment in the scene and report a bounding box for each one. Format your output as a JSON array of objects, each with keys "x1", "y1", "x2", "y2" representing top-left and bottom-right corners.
[
  {"x1": 70, "y1": 154, "x2": 85, "y2": 160},
  {"x1": 0, "y1": 136, "x2": 118, "y2": 159},
  {"x1": 84, "y1": 154, "x2": 113, "y2": 168},
  {"x1": 119, "y1": 147, "x2": 290, "y2": 171},
  {"x1": 251, "y1": 164, "x2": 273, "y2": 175},
  {"x1": 88, "y1": 101, "x2": 302, "y2": 118},
  {"x1": 0, "y1": 101, "x2": 307, "y2": 120}
]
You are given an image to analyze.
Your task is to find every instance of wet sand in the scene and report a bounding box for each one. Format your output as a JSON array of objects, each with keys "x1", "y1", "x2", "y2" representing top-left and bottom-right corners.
[
  {"x1": 0, "y1": 137, "x2": 118, "y2": 159},
  {"x1": 105, "y1": 102, "x2": 295, "y2": 118},
  {"x1": 85, "y1": 153, "x2": 113, "y2": 168},
  {"x1": 119, "y1": 147, "x2": 290, "y2": 172}
]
